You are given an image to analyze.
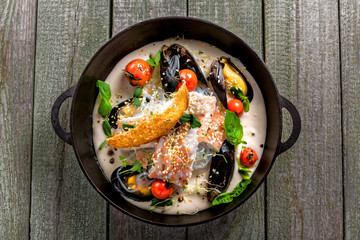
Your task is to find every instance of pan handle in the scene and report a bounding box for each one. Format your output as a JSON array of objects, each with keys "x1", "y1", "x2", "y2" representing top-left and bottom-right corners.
[
  {"x1": 51, "y1": 86, "x2": 76, "y2": 145},
  {"x1": 277, "y1": 95, "x2": 301, "y2": 155}
]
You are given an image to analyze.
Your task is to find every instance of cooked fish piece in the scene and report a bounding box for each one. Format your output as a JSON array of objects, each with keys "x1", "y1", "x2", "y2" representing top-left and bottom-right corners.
[{"x1": 148, "y1": 123, "x2": 199, "y2": 187}]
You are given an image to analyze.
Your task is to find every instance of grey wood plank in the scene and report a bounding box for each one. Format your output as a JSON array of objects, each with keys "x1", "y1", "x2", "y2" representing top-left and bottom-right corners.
[
  {"x1": 340, "y1": 0, "x2": 360, "y2": 239},
  {"x1": 0, "y1": 0, "x2": 36, "y2": 239},
  {"x1": 31, "y1": 1, "x2": 109, "y2": 239},
  {"x1": 265, "y1": 0, "x2": 343, "y2": 239},
  {"x1": 187, "y1": 1, "x2": 265, "y2": 239},
  {"x1": 110, "y1": 1, "x2": 187, "y2": 239}
]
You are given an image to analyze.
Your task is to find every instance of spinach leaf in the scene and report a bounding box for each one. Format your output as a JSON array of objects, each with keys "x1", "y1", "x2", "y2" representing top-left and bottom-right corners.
[
  {"x1": 212, "y1": 179, "x2": 252, "y2": 206},
  {"x1": 132, "y1": 87, "x2": 143, "y2": 107},
  {"x1": 102, "y1": 119, "x2": 112, "y2": 138},
  {"x1": 147, "y1": 50, "x2": 162, "y2": 67},
  {"x1": 179, "y1": 113, "x2": 202, "y2": 129},
  {"x1": 224, "y1": 110, "x2": 245, "y2": 145},
  {"x1": 150, "y1": 197, "x2": 173, "y2": 212},
  {"x1": 119, "y1": 160, "x2": 143, "y2": 175},
  {"x1": 98, "y1": 140, "x2": 107, "y2": 150},
  {"x1": 230, "y1": 86, "x2": 250, "y2": 112}
]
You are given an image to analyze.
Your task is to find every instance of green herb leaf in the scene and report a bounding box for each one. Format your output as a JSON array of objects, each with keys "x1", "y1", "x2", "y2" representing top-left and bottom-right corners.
[
  {"x1": 179, "y1": 113, "x2": 192, "y2": 123},
  {"x1": 99, "y1": 140, "x2": 107, "y2": 150},
  {"x1": 133, "y1": 87, "x2": 142, "y2": 98},
  {"x1": 119, "y1": 160, "x2": 143, "y2": 175},
  {"x1": 96, "y1": 80, "x2": 111, "y2": 101},
  {"x1": 190, "y1": 115, "x2": 201, "y2": 128},
  {"x1": 122, "y1": 123, "x2": 136, "y2": 131},
  {"x1": 147, "y1": 50, "x2": 162, "y2": 67},
  {"x1": 198, "y1": 50, "x2": 203, "y2": 54},
  {"x1": 150, "y1": 112, "x2": 154, "y2": 116},
  {"x1": 102, "y1": 119, "x2": 112, "y2": 138},
  {"x1": 98, "y1": 99, "x2": 112, "y2": 117},
  {"x1": 230, "y1": 86, "x2": 250, "y2": 112},
  {"x1": 224, "y1": 110, "x2": 244, "y2": 145},
  {"x1": 239, "y1": 171, "x2": 250, "y2": 180},
  {"x1": 150, "y1": 197, "x2": 173, "y2": 212},
  {"x1": 212, "y1": 179, "x2": 252, "y2": 206},
  {"x1": 179, "y1": 113, "x2": 202, "y2": 128},
  {"x1": 119, "y1": 156, "x2": 127, "y2": 167},
  {"x1": 133, "y1": 97, "x2": 141, "y2": 107}
]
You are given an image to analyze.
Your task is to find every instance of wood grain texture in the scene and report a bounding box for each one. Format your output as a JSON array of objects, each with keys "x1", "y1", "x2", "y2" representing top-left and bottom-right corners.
[
  {"x1": 340, "y1": 0, "x2": 360, "y2": 239},
  {"x1": 31, "y1": 0, "x2": 109, "y2": 239},
  {"x1": 110, "y1": 1, "x2": 187, "y2": 239},
  {"x1": 265, "y1": 0, "x2": 343, "y2": 239},
  {"x1": 0, "y1": 0, "x2": 36, "y2": 239},
  {"x1": 187, "y1": 1, "x2": 265, "y2": 239}
]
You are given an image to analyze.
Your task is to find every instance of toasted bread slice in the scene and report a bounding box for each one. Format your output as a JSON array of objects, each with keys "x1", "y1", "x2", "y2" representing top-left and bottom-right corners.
[{"x1": 106, "y1": 85, "x2": 189, "y2": 149}]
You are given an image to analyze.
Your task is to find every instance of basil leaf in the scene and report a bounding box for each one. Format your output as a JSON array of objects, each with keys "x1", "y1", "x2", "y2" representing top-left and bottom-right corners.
[
  {"x1": 179, "y1": 113, "x2": 202, "y2": 128},
  {"x1": 98, "y1": 140, "x2": 107, "y2": 150},
  {"x1": 150, "y1": 197, "x2": 173, "y2": 212},
  {"x1": 230, "y1": 86, "x2": 250, "y2": 112},
  {"x1": 122, "y1": 123, "x2": 136, "y2": 131},
  {"x1": 133, "y1": 87, "x2": 142, "y2": 98},
  {"x1": 211, "y1": 192, "x2": 233, "y2": 205},
  {"x1": 96, "y1": 80, "x2": 111, "y2": 101},
  {"x1": 190, "y1": 115, "x2": 202, "y2": 128},
  {"x1": 119, "y1": 160, "x2": 142, "y2": 175},
  {"x1": 119, "y1": 156, "x2": 127, "y2": 167},
  {"x1": 147, "y1": 50, "x2": 162, "y2": 67},
  {"x1": 231, "y1": 179, "x2": 252, "y2": 198},
  {"x1": 98, "y1": 99, "x2": 112, "y2": 117},
  {"x1": 133, "y1": 97, "x2": 141, "y2": 107},
  {"x1": 224, "y1": 110, "x2": 244, "y2": 145},
  {"x1": 102, "y1": 119, "x2": 112, "y2": 138},
  {"x1": 179, "y1": 113, "x2": 192, "y2": 123},
  {"x1": 239, "y1": 171, "x2": 250, "y2": 180},
  {"x1": 212, "y1": 179, "x2": 252, "y2": 206}
]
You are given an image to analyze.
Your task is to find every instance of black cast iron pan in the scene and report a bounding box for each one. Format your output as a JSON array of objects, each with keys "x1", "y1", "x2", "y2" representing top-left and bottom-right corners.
[{"x1": 51, "y1": 17, "x2": 301, "y2": 226}]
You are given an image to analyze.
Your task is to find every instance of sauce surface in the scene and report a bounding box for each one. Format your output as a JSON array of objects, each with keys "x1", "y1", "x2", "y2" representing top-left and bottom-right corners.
[{"x1": 92, "y1": 38, "x2": 267, "y2": 214}]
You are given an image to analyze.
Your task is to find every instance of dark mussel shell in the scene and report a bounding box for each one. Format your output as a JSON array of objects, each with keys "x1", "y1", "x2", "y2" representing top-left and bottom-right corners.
[
  {"x1": 160, "y1": 44, "x2": 207, "y2": 92},
  {"x1": 207, "y1": 140, "x2": 235, "y2": 202},
  {"x1": 208, "y1": 57, "x2": 254, "y2": 108},
  {"x1": 111, "y1": 166, "x2": 153, "y2": 202}
]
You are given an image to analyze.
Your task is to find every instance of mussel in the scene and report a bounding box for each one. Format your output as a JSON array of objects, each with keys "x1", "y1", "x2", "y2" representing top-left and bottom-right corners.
[
  {"x1": 160, "y1": 44, "x2": 207, "y2": 92},
  {"x1": 208, "y1": 57, "x2": 254, "y2": 108},
  {"x1": 206, "y1": 140, "x2": 235, "y2": 202},
  {"x1": 111, "y1": 166, "x2": 154, "y2": 201}
]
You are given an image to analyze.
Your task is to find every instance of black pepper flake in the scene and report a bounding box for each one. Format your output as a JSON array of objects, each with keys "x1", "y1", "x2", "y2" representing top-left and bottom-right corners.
[
  {"x1": 110, "y1": 158, "x2": 115, "y2": 164},
  {"x1": 107, "y1": 150, "x2": 114, "y2": 156},
  {"x1": 252, "y1": 132, "x2": 255, "y2": 136},
  {"x1": 260, "y1": 144, "x2": 264, "y2": 148}
]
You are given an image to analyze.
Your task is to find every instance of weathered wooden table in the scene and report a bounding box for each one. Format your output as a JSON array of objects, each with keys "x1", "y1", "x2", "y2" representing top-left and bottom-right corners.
[{"x1": 1, "y1": 0, "x2": 359, "y2": 239}]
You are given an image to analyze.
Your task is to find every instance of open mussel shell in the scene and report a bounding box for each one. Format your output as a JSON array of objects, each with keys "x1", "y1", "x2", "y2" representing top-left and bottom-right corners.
[
  {"x1": 208, "y1": 57, "x2": 254, "y2": 108},
  {"x1": 111, "y1": 166, "x2": 154, "y2": 202},
  {"x1": 160, "y1": 43, "x2": 207, "y2": 92},
  {"x1": 207, "y1": 140, "x2": 235, "y2": 202}
]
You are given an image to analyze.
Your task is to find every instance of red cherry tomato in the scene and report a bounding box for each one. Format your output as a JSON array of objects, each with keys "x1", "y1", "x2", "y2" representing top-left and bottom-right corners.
[
  {"x1": 240, "y1": 148, "x2": 258, "y2": 167},
  {"x1": 125, "y1": 59, "x2": 152, "y2": 87},
  {"x1": 176, "y1": 69, "x2": 198, "y2": 92},
  {"x1": 227, "y1": 99, "x2": 244, "y2": 117},
  {"x1": 151, "y1": 179, "x2": 174, "y2": 199}
]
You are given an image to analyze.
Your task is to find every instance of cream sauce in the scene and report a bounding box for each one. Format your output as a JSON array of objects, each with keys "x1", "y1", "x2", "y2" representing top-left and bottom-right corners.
[{"x1": 92, "y1": 38, "x2": 267, "y2": 214}]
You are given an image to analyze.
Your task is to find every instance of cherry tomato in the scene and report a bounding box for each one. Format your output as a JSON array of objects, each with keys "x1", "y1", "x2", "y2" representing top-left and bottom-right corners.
[
  {"x1": 227, "y1": 99, "x2": 244, "y2": 117},
  {"x1": 151, "y1": 179, "x2": 174, "y2": 199},
  {"x1": 176, "y1": 69, "x2": 198, "y2": 92},
  {"x1": 240, "y1": 148, "x2": 258, "y2": 167},
  {"x1": 125, "y1": 59, "x2": 152, "y2": 87}
]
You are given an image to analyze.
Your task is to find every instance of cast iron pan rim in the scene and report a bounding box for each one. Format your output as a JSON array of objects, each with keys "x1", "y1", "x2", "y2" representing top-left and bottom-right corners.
[{"x1": 69, "y1": 16, "x2": 283, "y2": 226}]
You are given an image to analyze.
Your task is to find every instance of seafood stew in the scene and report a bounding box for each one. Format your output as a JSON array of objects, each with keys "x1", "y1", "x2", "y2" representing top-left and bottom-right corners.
[{"x1": 92, "y1": 38, "x2": 267, "y2": 215}]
